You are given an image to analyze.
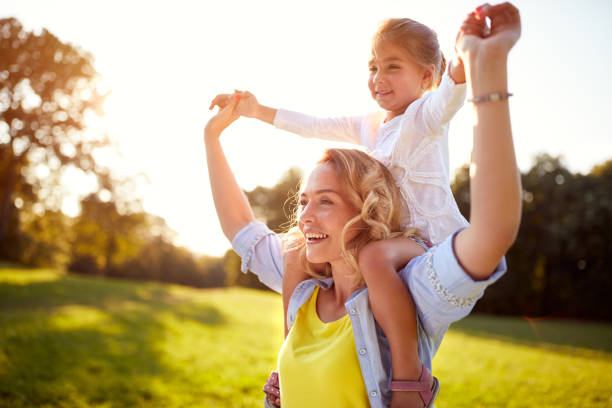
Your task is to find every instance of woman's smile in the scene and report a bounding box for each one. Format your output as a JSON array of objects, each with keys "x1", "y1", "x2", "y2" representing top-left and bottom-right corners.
[
  {"x1": 298, "y1": 163, "x2": 360, "y2": 264},
  {"x1": 304, "y1": 232, "x2": 329, "y2": 244}
]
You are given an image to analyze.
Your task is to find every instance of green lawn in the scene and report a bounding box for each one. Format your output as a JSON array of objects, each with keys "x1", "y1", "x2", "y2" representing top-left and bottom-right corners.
[{"x1": 1, "y1": 264, "x2": 611, "y2": 407}]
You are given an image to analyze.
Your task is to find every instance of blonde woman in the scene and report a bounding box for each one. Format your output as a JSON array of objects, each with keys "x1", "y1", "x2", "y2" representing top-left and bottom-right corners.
[{"x1": 204, "y1": 3, "x2": 521, "y2": 407}]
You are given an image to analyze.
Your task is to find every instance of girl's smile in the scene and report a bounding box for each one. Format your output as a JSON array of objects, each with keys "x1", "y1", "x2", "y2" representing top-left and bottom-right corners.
[{"x1": 368, "y1": 41, "x2": 433, "y2": 121}]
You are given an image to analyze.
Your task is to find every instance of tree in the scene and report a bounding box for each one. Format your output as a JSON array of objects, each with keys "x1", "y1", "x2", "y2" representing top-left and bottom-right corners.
[
  {"x1": 0, "y1": 18, "x2": 110, "y2": 257},
  {"x1": 69, "y1": 194, "x2": 149, "y2": 275},
  {"x1": 244, "y1": 167, "x2": 302, "y2": 233},
  {"x1": 453, "y1": 154, "x2": 612, "y2": 320}
]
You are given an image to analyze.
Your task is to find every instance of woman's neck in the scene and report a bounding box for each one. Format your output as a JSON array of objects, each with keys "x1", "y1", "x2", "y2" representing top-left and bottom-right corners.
[{"x1": 328, "y1": 260, "x2": 363, "y2": 304}]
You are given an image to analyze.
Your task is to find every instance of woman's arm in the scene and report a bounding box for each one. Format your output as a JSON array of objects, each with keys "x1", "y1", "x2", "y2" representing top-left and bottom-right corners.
[
  {"x1": 204, "y1": 94, "x2": 256, "y2": 241},
  {"x1": 454, "y1": 3, "x2": 522, "y2": 279}
]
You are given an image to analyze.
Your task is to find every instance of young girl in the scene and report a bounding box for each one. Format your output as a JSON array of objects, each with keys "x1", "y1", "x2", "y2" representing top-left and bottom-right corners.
[{"x1": 211, "y1": 14, "x2": 476, "y2": 408}]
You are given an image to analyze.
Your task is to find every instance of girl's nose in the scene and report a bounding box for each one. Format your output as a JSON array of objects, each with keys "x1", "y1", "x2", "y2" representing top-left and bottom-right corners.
[{"x1": 373, "y1": 70, "x2": 385, "y2": 85}]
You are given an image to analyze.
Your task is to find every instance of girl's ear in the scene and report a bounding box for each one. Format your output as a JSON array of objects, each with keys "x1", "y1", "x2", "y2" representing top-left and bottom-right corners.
[{"x1": 422, "y1": 64, "x2": 435, "y2": 90}]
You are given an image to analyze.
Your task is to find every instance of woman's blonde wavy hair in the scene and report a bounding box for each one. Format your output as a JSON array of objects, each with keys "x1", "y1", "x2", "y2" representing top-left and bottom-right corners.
[{"x1": 283, "y1": 148, "x2": 419, "y2": 284}]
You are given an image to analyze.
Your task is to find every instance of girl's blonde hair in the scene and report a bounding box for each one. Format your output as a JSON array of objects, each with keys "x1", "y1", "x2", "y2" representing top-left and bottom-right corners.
[
  {"x1": 283, "y1": 148, "x2": 419, "y2": 284},
  {"x1": 373, "y1": 18, "x2": 446, "y2": 91}
]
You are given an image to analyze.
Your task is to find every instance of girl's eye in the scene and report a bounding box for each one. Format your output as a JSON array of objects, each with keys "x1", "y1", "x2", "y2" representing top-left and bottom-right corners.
[
  {"x1": 299, "y1": 200, "x2": 308, "y2": 207},
  {"x1": 389, "y1": 64, "x2": 400, "y2": 70},
  {"x1": 320, "y1": 199, "x2": 332, "y2": 205},
  {"x1": 369, "y1": 66, "x2": 377, "y2": 73}
]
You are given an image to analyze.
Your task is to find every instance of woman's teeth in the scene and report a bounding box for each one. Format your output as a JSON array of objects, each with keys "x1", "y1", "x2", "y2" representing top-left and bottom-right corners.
[{"x1": 306, "y1": 233, "x2": 328, "y2": 240}]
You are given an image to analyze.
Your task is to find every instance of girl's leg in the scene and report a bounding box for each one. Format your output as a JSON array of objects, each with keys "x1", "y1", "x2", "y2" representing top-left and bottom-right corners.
[{"x1": 358, "y1": 238, "x2": 433, "y2": 408}]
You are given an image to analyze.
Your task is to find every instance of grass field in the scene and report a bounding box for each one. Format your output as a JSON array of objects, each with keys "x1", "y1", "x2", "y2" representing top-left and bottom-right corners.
[{"x1": 1, "y1": 264, "x2": 611, "y2": 407}]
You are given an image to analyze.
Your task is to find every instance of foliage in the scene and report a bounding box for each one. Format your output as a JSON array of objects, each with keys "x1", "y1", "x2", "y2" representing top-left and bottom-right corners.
[
  {"x1": 244, "y1": 167, "x2": 302, "y2": 233},
  {"x1": 1, "y1": 266, "x2": 611, "y2": 408},
  {"x1": 69, "y1": 194, "x2": 149, "y2": 274},
  {"x1": 452, "y1": 154, "x2": 612, "y2": 319},
  {"x1": 0, "y1": 17, "x2": 111, "y2": 259}
]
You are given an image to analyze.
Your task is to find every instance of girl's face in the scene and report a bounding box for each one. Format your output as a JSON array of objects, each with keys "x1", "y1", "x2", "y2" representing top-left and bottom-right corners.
[
  {"x1": 368, "y1": 41, "x2": 432, "y2": 119},
  {"x1": 298, "y1": 163, "x2": 362, "y2": 265}
]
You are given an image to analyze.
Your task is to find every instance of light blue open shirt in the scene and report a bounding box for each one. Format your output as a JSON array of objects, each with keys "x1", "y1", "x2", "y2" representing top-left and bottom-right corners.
[{"x1": 232, "y1": 221, "x2": 506, "y2": 408}]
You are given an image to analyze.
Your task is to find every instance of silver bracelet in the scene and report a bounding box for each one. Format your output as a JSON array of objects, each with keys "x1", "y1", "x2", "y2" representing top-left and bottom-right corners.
[{"x1": 468, "y1": 92, "x2": 513, "y2": 103}]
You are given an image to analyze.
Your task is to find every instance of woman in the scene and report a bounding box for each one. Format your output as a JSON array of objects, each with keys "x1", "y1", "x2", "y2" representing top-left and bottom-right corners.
[{"x1": 204, "y1": 3, "x2": 521, "y2": 407}]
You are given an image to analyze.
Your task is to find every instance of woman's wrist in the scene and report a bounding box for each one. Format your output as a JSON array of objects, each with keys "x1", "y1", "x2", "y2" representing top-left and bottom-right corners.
[
  {"x1": 204, "y1": 127, "x2": 222, "y2": 143},
  {"x1": 465, "y1": 53, "x2": 509, "y2": 98}
]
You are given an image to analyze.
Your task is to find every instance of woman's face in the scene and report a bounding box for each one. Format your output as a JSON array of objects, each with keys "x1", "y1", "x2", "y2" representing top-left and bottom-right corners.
[{"x1": 298, "y1": 163, "x2": 362, "y2": 265}]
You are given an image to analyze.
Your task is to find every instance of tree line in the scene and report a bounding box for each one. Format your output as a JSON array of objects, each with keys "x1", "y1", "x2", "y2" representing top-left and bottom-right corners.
[
  {"x1": 1, "y1": 18, "x2": 610, "y2": 319},
  {"x1": 0, "y1": 17, "x2": 265, "y2": 290}
]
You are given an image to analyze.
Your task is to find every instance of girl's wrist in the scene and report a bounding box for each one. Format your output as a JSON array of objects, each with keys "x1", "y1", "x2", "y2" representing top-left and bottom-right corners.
[{"x1": 254, "y1": 102, "x2": 264, "y2": 119}]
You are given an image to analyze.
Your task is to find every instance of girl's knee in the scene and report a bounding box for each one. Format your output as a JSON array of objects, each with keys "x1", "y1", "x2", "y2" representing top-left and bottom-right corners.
[{"x1": 358, "y1": 240, "x2": 394, "y2": 278}]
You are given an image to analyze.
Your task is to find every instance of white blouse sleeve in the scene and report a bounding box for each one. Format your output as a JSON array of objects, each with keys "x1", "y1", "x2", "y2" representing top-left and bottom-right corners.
[
  {"x1": 389, "y1": 64, "x2": 466, "y2": 169},
  {"x1": 231, "y1": 221, "x2": 284, "y2": 294},
  {"x1": 417, "y1": 64, "x2": 467, "y2": 137},
  {"x1": 274, "y1": 109, "x2": 363, "y2": 145},
  {"x1": 399, "y1": 230, "x2": 507, "y2": 341}
]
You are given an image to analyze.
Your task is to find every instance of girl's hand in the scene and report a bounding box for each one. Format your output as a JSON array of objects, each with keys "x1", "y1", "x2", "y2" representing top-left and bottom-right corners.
[
  {"x1": 209, "y1": 90, "x2": 261, "y2": 118},
  {"x1": 456, "y1": 2, "x2": 521, "y2": 60},
  {"x1": 205, "y1": 92, "x2": 240, "y2": 138},
  {"x1": 232, "y1": 90, "x2": 260, "y2": 118}
]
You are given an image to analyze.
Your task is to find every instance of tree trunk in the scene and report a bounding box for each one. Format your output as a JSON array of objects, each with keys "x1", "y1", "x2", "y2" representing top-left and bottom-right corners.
[{"x1": 0, "y1": 159, "x2": 17, "y2": 245}]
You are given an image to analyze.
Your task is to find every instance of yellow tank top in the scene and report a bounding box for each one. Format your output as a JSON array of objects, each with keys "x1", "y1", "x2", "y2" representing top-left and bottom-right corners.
[{"x1": 277, "y1": 286, "x2": 369, "y2": 408}]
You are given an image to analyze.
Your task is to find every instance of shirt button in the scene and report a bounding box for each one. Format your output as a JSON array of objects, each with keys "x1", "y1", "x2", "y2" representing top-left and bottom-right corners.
[
  {"x1": 370, "y1": 391, "x2": 377, "y2": 397},
  {"x1": 359, "y1": 348, "x2": 366, "y2": 355},
  {"x1": 350, "y1": 308, "x2": 356, "y2": 315}
]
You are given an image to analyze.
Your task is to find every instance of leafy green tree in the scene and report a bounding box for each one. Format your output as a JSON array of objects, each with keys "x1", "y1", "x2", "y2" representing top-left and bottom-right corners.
[
  {"x1": 453, "y1": 154, "x2": 612, "y2": 319},
  {"x1": 70, "y1": 194, "x2": 148, "y2": 275},
  {"x1": 245, "y1": 167, "x2": 302, "y2": 233},
  {"x1": 0, "y1": 18, "x2": 110, "y2": 258}
]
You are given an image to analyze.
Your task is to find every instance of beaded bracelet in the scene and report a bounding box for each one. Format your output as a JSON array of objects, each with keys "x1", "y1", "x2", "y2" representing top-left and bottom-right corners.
[{"x1": 468, "y1": 92, "x2": 513, "y2": 103}]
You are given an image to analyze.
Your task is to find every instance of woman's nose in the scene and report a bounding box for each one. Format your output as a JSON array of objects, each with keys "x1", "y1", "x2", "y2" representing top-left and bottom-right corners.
[{"x1": 298, "y1": 203, "x2": 314, "y2": 224}]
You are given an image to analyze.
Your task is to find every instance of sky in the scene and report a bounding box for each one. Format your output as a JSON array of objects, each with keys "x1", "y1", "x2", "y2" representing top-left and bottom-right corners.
[{"x1": 1, "y1": 0, "x2": 611, "y2": 256}]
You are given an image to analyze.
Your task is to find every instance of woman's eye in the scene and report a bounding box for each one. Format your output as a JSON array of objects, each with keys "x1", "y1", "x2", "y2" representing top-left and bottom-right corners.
[
  {"x1": 389, "y1": 65, "x2": 400, "y2": 70},
  {"x1": 320, "y1": 199, "x2": 332, "y2": 205},
  {"x1": 369, "y1": 66, "x2": 377, "y2": 73},
  {"x1": 299, "y1": 200, "x2": 308, "y2": 207}
]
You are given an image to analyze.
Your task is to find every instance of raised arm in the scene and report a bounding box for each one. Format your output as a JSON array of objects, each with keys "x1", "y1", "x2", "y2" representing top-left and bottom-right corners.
[
  {"x1": 454, "y1": 2, "x2": 522, "y2": 279},
  {"x1": 209, "y1": 91, "x2": 277, "y2": 124},
  {"x1": 204, "y1": 94, "x2": 256, "y2": 241},
  {"x1": 210, "y1": 91, "x2": 363, "y2": 145}
]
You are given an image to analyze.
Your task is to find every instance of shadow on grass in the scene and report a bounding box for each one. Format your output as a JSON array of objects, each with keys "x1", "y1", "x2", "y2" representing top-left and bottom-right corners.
[
  {"x1": 0, "y1": 273, "x2": 227, "y2": 407},
  {"x1": 450, "y1": 313, "x2": 612, "y2": 355}
]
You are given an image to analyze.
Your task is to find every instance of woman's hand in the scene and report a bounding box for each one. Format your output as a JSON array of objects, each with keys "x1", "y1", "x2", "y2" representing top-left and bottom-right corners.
[
  {"x1": 456, "y1": 2, "x2": 521, "y2": 61},
  {"x1": 205, "y1": 92, "x2": 240, "y2": 139}
]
